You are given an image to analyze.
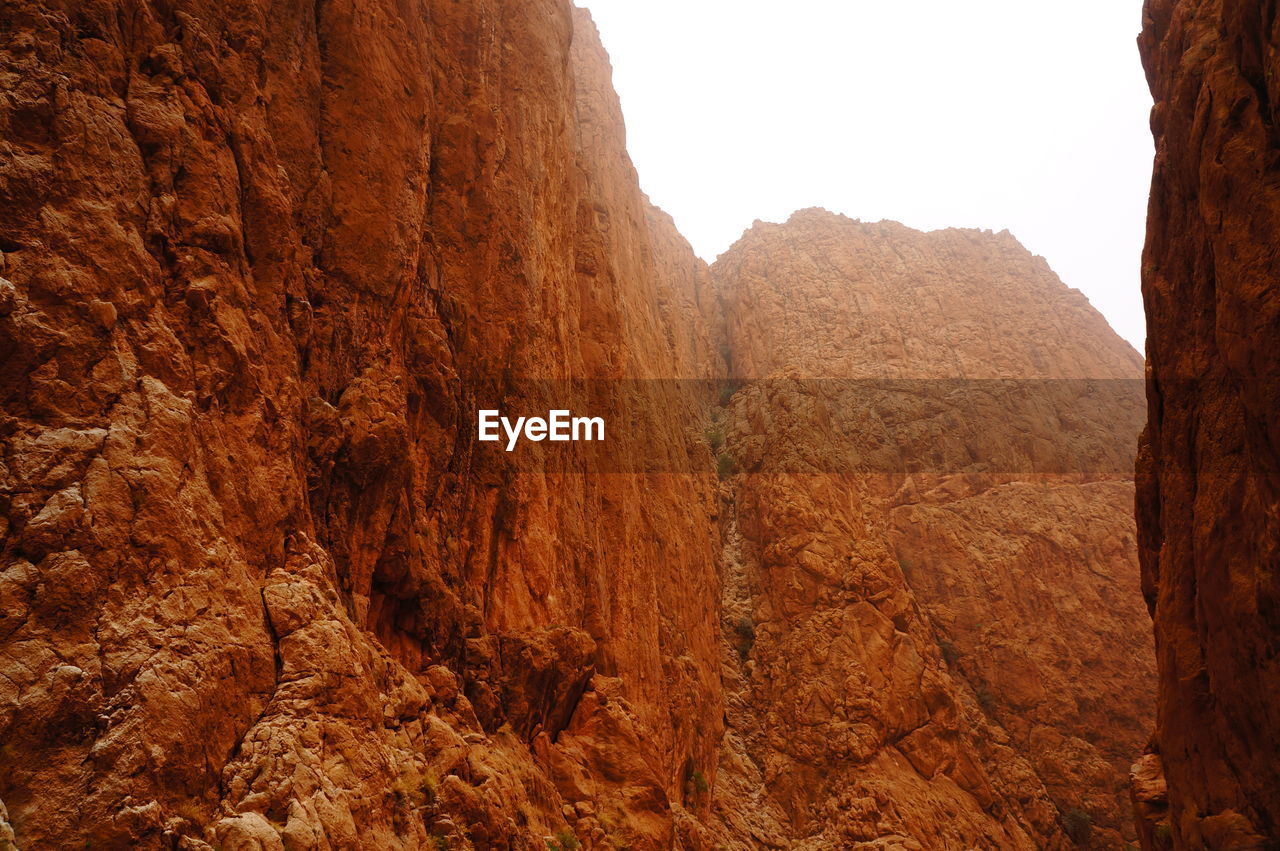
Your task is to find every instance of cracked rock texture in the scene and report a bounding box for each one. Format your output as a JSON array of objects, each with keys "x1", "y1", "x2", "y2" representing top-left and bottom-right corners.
[
  {"x1": 1137, "y1": 0, "x2": 1280, "y2": 846},
  {"x1": 0, "y1": 2, "x2": 721, "y2": 848},
  {"x1": 1, "y1": 1, "x2": 1164, "y2": 849},
  {"x1": 707, "y1": 212, "x2": 1154, "y2": 848}
]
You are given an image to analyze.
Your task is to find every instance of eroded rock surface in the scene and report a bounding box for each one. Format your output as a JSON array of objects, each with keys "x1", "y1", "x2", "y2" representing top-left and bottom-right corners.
[
  {"x1": 0, "y1": 1, "x2": 1165, "y2": 849},
  {"x1": 707, "y1": 211, "x2": 1155, "y2": 848},
  {"x1": 1137, "y1": 0, "x2": 1280, "y2": 846},
  {"x1": 0, "y1": 3, "x2": 720, "y2": 848}
]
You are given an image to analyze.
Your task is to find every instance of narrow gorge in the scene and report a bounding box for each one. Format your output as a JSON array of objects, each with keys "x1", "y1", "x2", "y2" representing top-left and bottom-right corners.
[{"x1": 0, "y1": 0, "x2": 1274, "y2": 850}]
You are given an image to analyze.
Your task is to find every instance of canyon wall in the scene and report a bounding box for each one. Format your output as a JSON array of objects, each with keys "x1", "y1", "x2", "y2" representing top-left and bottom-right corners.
[
  {"x1": 0, "y1": 2, "x2": 723, "y2": 847},
  {"x1": 1137, "y1": 0, "x2": 1280, "y2": 846},
  {"x1": 0, "y1": 1, "x2": 1167, "y2": 849},
  {"x1": 708, "y1": 212, "x2": 1154, "y2": 848}
]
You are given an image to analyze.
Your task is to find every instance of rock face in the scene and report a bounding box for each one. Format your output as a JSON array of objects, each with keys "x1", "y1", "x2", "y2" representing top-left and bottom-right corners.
[
  {"x1": 717, "y1": 215, "x2": 1142, "y2": 381},
  {"x1": 0, "y1": 2, "x2": 721, "y2": 848},
  {"x1": 0, "y1": 2, "x2": 1160, "y2": 850},
  {"x1": 708, "y1": 211, "x2": 1154, "y2": 848},
  {"x1": 1137, "y1": 0, "x2": 1280, "y2": 846}
]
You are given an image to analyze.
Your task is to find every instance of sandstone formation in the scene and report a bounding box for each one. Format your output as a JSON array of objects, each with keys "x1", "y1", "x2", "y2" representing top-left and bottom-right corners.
[
  {"x1": 707, "y1": 211, "x2": 1154, "y2": 848},
  {"x1": 1136, "y1": 0, "x2": 1280, "y2": 846},
  {"x1": 0, "y1": 1, "x2": 1163, "y2": 849}
]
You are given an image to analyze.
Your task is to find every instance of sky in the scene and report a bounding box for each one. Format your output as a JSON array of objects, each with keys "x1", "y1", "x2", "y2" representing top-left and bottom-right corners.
[{"x1": 577, "y1": 0, "x2": 1154, "y2": 350}]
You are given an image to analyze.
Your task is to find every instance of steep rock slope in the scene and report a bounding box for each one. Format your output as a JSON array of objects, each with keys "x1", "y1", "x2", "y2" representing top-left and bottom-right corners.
[
  {"x1": 1137, "y1": 0, "x2": 1280, "y2": 846},
  {"x1": 0, "y1": 2, "x2": 722, "y2": 848},
  {"x1": 708, "y1": 211, "x2": 1155, "y2": 848},
  {"x1": 0, "y1": 0, "x2": 1169, "y2": 848}
]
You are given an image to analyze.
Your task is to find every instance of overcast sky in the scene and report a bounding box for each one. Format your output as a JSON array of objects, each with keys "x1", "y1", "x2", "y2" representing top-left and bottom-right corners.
[{"x1": 577, "y1": 0, "x2": 1154, "y2": 350}]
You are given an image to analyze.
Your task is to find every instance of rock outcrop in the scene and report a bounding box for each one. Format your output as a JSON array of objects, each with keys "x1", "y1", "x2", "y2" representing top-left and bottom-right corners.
[
  {"x1": 0, "y1": 1, "x2": 1163, "y2": 849},
  {"x1": 707, "y1": 212, "x2": 1155, "y2": 848},
  {"x1": 0, "y1": 2, "x2": 721, "y2": 847},
  {"x1": 1137, "y1": 0, "x2": 1280, "y2": 846}
]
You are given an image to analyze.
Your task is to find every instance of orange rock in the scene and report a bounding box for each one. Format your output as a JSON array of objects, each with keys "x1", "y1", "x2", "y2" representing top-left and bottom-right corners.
[
  {"x1": 707, "y1": 211, "x2": 1155, "y2": 848},
  {"x1": 0, "y1": 2, "x2": 718, "y2": 847},
  {"x1": 1137, "y1": 0, "x2": 1280, "y2": 845},
  {"x1": 0, "y1": 2, "x2": 1162, "y2": 849}
]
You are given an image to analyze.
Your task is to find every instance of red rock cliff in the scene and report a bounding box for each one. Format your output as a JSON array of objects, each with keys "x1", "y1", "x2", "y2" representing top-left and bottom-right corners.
[
  {"x1": 707, "y1": 211, "x2": 1155, "y2": 848},
  {"x1": 0, "y1": 2, "x2": 1166, "y2": 849},
  {"x1": 0, "y1": 2, "x2": 722, "y2": 848},
  {"x1": 1137, "y1": 0, "x2": 1280, "y2": 846}
]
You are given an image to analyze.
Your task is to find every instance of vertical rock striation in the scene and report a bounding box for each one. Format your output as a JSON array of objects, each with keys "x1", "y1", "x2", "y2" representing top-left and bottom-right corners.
[
  {"x1": 0, "y1": 1, "x2": 1167, "y2": 849},
  {"x1": 0, "y1": 2, "x2": 721, "y2": 847},
  {"x1": 1137, "y1": 0, "x2": 1280, "y2": 846}
]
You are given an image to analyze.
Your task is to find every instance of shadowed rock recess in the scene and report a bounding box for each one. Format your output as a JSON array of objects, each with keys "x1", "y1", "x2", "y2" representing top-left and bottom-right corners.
[{"x1": 0, "y1": 1, "x2": 1161, "y2": 849}]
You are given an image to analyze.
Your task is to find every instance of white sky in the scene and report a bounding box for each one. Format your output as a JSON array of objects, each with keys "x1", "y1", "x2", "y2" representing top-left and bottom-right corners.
[{"x1": 578, "y1": 0, "x2": 1154, "y2": 350}]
